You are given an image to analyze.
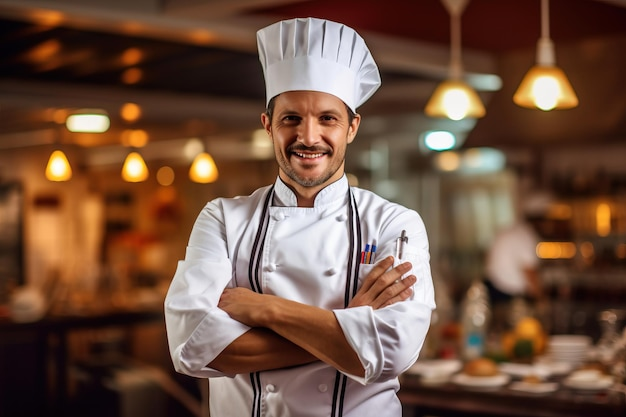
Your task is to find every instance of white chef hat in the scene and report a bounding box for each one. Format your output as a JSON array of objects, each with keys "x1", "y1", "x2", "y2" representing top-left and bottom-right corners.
[{"x1": 257, "y1": 17, "x2": 381, "y2": 112}]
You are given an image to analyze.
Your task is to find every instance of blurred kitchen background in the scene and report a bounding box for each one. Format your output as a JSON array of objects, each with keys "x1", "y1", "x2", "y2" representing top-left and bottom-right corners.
[{"x1": 1, "y1": 1, "x2": 625, "y2": 416}]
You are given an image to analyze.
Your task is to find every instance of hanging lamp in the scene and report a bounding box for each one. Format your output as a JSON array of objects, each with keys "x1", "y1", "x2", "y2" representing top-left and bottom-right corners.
[
  {"x1": 189, "y1": 152, "x2": 219, "y2": 183},
  {"x1": 121, "y1": 151, "x2": 149, "y2": 182},
  {"x1": 425, "y1": 0, "x2": 485, "y2": 120},
  {"x1": 513, "y1": 0, "x2": 578, "y2": 110},
  {"x1": 45, "y1": 149, "x2": 72, "y2": 181}
]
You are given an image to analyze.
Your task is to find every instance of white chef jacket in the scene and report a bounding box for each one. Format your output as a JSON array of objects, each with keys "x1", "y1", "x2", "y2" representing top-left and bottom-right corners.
[{"x1": 164, "y1": 175, "x2": 435, "y2": 417}]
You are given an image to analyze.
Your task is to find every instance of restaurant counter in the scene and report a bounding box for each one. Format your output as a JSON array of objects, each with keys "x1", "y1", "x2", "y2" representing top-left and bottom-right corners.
[
  {"x1": 399, "y1": 370, "x2": 626, "y2": 417},
  {"x1": 0, "y1": 308, "x2": 164, "y2": 416}
]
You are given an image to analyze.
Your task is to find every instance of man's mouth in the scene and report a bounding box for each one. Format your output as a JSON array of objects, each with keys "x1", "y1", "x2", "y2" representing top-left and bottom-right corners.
[{"x1": 293, "y1": 151, "x2": 325, "y2": 159}]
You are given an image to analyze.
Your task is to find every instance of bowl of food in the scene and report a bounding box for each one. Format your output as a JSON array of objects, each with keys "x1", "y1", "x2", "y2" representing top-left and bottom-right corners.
[{"x1": 451, "y1": 358, "x2": 511, "y2": 388}]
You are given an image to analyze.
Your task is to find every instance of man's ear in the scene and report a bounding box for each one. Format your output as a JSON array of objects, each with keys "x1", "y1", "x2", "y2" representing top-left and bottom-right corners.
[
  {"x1": 261, "y1": 112, "x2": 272, "y2": 137},
  {"x1": 347, "y1": 113, "x2": 361, "y2": 144}
]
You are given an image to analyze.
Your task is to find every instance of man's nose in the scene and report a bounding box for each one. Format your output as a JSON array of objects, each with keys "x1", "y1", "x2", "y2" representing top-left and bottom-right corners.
[{"x1": 296, "y1": 118, "x2": 320, "y2": 146}]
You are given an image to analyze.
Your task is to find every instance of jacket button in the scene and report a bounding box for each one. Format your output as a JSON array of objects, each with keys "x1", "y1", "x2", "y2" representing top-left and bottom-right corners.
[
  {"x1": 273, "y1": 212, "x2": 286, "y2": 221},
  {"x1": 266, "y1": 384, "x2": 276, "y2": 393},
  {"x1": 266, "y1": 263, "x2": 277, "y2": 272},
  {"x1": 326, "y1": 267, "x2": 338, "y2": 276},
  {"x1": 318, "y1": 384, "x2": 328, "y2": 392},
  {"x1": 336, "y1": 214, "x2": 347, "y2": 222}
]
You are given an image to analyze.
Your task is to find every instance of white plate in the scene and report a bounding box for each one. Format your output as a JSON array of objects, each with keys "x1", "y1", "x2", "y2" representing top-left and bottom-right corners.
[
  {"x1": 531, "y1": 359, "x2": 573, "y2": 375},
  {"x1": 509, "y1": 381, "x2": 559, "y2": 394},
  {"x1": 498, "y1": 363, "x2": 551, "y2": 379},
  {"x1": 451, "y1": 373, "x2": 511, "y2": 388},
  {"x1": 563, "y1": 375, "x2": 613, "y2": 391},
  {"x1": 405, "y1": 359, "x2": 462, "y2": 377},
  {"x1": 548, "y1": 335, "x2": 592, "y2": 348},
  {"x1": 420, "y1": 373, "x2": 452, "y2": 386}
]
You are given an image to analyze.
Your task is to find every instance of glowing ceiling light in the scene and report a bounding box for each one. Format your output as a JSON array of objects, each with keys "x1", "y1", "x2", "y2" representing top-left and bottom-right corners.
[
  {"x1": 45, "y1": 150, "x2": 72, "y2": 181},
  {"x1": 424, "y1": 130, "x2": 456, "y2": 151},
  {"x1": 121, "y1": 151, "x2": 149, "y2": 182},
  {"x1": 425, "y1": 0, "x2": 485, "y2": 120},
  {"x1": 66, "y1": 109, "x2": 110, "y2": 133},
  {"x1": 189, "y1": 152, "x2": 219, "y2": 183},
  {"x1": 513, "y1": 0, "x2": 578, "y2": 110}
]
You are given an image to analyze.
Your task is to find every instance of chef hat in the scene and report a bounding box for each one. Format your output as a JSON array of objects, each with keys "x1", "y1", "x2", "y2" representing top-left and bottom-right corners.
[{"x1": 257, "y1": 17, "x2": 381, "y2": 112}]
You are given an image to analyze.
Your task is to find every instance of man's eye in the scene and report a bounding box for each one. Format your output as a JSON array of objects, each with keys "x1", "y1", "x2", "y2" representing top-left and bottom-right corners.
[
  {"x1": 282, "y1": 116, "x2": 300, "y2": 122},
  {"x1": 321, "y1": 115, "x2": 336, "y2": 122}
]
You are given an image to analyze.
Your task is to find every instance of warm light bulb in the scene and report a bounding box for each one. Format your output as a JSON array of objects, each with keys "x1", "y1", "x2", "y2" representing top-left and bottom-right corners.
[
  {"x1": 531, "y1": 75, "x2": 560, "y2": 110},
  {"x1": 513, "y1": 66, "x2": 578, "y2": 110},
  {"x1": 45, "y1": 150, "x2": 72, "y2": 181},
  {"x1": 189, "y1": 152, "x2": 218, "y2": 183},
  {"x1": 442, "y1": 88, "x2": 471, "y2": 120},
  {"x1": 425, "y1": 79, "x2": 485, "y2": 120},
  {"x1": 122, "y1": 152, "x2": 149, "y2": 182}
]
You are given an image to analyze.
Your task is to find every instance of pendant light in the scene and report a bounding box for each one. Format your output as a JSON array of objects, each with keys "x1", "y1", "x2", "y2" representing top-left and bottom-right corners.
[
  {"x1": 189, "y1": 152, "x2": 219, "y2": 183},
  {"x1": 121, "y1": 151, "x2": 149, "y2": 182},
  {"x1": 45, "y1": 149, "x2": 72, "y2": 181},
  {"x1": 425, "y1": 0, "x2": 485, "y2": 120},
  {"x1": 513, "y1": 0, "x2": 578, "y2": 111}
]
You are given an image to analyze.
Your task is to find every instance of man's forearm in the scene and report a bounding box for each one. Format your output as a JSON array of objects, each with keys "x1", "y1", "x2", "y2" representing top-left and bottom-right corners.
[
  {"x1": 209, "y1": 327, "x2": 317, "y2": 374},
  {"x1": 260, "y1": 297, "x2": 366, "y2": 377},
  {"x1": 216, "y1": 257, "x2": 416, "y2": 377}
]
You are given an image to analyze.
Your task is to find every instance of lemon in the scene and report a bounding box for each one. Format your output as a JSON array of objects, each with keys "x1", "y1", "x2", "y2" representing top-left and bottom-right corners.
[{"x1": 514, "y1": 317, "x2": 543, "y2": 340}]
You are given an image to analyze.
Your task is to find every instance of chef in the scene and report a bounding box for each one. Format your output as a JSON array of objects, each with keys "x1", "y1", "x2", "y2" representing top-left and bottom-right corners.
[{"x1": 164, "y1": 17, "x2": 435, "y2": 417}]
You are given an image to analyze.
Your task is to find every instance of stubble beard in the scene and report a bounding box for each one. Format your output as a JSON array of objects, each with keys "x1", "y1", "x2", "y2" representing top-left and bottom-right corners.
[{"x1": 277, "y1": 146, "x2": 346, "y2": 188}]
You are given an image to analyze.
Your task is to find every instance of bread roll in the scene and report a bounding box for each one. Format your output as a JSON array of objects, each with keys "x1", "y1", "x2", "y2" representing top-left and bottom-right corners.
[
  {"x1": 462, "y1": 358, "x2": 499, "y2": 377},
  {"x1": 522, "y1": 374, "x2": 542, "y2": 384}
]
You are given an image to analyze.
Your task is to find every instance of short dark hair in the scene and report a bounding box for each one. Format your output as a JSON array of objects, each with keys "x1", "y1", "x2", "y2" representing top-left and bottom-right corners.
[{"x1": 265, "y1": 95, "x2": 357, "y2": 124}]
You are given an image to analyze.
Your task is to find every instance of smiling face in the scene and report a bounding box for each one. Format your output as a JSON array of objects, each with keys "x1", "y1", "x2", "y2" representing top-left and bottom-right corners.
[{"x1": 261, "y1": 91, "x2": 360, "y2": 205}]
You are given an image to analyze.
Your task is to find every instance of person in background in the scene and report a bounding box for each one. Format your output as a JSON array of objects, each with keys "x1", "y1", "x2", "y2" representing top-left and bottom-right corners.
[
  {"x1": 484, "y1": 191, "x2": 552, "y2": 326},
  {"x1": 164, "y1": 17, "x2": 435, "y2": 417}
]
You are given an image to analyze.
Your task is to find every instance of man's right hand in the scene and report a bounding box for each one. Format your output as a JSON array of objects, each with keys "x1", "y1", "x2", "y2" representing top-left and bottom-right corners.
[{"x1": 349, "y1": 256, "x2": 417, "y2": 309}]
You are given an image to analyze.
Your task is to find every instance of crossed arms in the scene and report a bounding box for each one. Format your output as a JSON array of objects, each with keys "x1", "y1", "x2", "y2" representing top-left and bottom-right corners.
[{"x1": 211, "y1": 256, "x2": 416, "y2": 378}]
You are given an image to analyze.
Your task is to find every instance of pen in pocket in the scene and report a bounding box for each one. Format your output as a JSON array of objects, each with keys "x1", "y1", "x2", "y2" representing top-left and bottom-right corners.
[
  {"x1": 361, "y1": 240, "x2": 377, "y2": 264},
  {"x1": 395, "y1": 230, "x2": 408, "y2": 260}
]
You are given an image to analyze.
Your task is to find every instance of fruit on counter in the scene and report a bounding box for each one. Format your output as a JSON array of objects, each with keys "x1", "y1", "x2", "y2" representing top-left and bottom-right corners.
[
  {"x1": 522, "y1": 374, "x2": 543, "y2": 384},
  {"x1": 515, "y1": 317, "x2": 543, "y2": 339},
  {"x1": 502, "y1": 316, "x2": 547, "y2": 360},
  {"x1": 462, "y1": 357, "x2": 500, "y2": 377}
]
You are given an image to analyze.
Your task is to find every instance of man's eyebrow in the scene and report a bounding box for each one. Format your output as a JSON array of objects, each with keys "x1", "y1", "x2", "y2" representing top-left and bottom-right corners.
[
  {"x1": 275, "y1": 109, "x2": 299, "y2": 117},
  {"x1": 316, "y1": 108, "x2": 345, "y2": 118},
  {"x1": 275, "y1": 107, "x2": 344, "y2": 117}
]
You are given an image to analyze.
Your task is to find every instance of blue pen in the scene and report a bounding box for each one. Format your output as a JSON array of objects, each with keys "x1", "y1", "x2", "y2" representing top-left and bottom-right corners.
[{"x1": 369, "y1": 240, "x2": 377, "y2": 264}]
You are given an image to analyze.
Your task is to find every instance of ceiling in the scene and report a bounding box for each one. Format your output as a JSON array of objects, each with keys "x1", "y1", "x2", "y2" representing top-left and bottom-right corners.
[{"x1": 1, "y1": 0, "x2": 626, "y2": 162}]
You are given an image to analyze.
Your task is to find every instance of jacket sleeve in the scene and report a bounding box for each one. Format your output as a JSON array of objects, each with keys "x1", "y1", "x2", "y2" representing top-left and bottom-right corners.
[
  {"x1": 334, "y1": 209, "x2": 435, "y2": 385},
  {"x1": 164, "y1": 200, "x2": 250, "y2": 378}
]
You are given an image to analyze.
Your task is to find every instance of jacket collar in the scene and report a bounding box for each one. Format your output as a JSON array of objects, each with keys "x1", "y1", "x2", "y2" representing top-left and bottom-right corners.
[{"x1": 273, "y1": 175, "x2": 349, "y2": 208}]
